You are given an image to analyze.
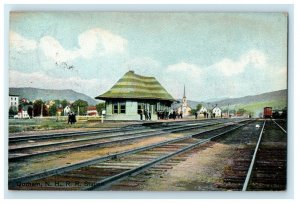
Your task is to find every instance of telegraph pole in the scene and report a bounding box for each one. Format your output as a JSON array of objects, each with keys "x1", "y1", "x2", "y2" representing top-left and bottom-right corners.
[
  {"x1": 40, "y1": 103, "x2": 43, "y2": 117},
  {"x1": 228, "y1": 103, "x2": 229, "y2": 118}
]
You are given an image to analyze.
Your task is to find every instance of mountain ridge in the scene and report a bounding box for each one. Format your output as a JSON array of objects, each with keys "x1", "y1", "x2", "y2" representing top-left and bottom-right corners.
[
  {"x1": 9, "y1": 87, "x2": 287, "y2": 110},
  {"x1": 9, "y1": 87, "x2": 99, "y2": 105},
  {"x1": 174, "y1": 89, "x2": 287, "y2": 110}
]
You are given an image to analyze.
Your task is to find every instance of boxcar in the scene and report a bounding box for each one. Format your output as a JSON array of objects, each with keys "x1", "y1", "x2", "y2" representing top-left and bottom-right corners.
[{"x1": 263, "y1": 107, "x2": 273, "y2": 118}]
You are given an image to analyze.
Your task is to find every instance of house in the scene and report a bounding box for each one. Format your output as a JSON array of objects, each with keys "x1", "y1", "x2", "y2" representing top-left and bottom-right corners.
[
  {"x1": 56, "y1": 108, "x2": 63, "y2": 116},
  {"x1": 197, "y1": 106, "x2": 208, "y2": 118},
  {"x1": 64, "y1": 106, "x2": 71, "y2": 115},
  {"x1": 95, "y1": 71, "x2": 175, "y2": 120},
  {"x1": 17, "y1": 105, "x2": 31, "y2": 119},
  {"x1": 87, "y1": 106, "x2": 98, "y2": 116},
  {"x1": 176, "y1": 85, "x2": 192, "y2": 117},
  {"x1": 198, "y1": 106, "x2": 208, "y2": 114},
  {"x1": 212, "y1": 106, "x2": 222, "y2": 118}
]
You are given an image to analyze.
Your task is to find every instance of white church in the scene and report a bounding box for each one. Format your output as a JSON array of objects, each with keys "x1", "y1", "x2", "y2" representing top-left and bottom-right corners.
[{"x1": 176, "y1": 86, "x2": 192, "y2": 117}]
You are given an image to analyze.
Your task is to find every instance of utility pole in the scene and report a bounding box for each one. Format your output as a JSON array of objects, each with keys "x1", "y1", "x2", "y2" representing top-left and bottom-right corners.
[
  {"x1": 78, "y1": 106, "x2": 80, "y2": 116},
  {"x1": 40, "y1": 103, "x2": 43, "y2": 118},
  {"x1": 228, "y1": 103, "x2": 229, "y2": 118}
]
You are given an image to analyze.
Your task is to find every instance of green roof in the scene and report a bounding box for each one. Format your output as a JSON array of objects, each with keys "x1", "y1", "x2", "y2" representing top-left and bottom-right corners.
[{"x1": 95, "y1": 71, "x2": 175, "y2": 102}]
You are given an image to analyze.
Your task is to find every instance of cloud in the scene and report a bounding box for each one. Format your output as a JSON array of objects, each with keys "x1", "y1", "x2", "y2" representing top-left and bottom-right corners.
[
  {"x1": 9, "y1": 70, "x2": 107, "y2": 98},
  {"x1": 10, "y1": 31, "x2": 37, "y2": 51},
  {"x1": 166, "y1": 62, "x2": 202, "y2": 79},
  {"x1": 39, "y1": 36, "x2": 80, "y2": 63},
  {"x1": 78, "y1": 28, "x2": 127, "y2": 57},
  {"x1": 213, "y1": 50, "x2": 267, "y2": 76},
  {"x1": 11, "y1": 28, "x2": 128, "y2": 64}
]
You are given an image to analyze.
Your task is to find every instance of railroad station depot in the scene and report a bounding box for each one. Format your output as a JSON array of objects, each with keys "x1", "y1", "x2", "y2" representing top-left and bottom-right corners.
[{"x1": 95, "y1": 71, "x2": 175, "y2": 120}]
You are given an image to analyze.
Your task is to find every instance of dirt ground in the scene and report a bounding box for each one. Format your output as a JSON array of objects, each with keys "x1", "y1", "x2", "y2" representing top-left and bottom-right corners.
[
  {"x1": 108, "y1": 122, "x2": 263, "y2": 191},
  {"x1": 118, "y1": 142, "x2": 236, "y2": 191}
]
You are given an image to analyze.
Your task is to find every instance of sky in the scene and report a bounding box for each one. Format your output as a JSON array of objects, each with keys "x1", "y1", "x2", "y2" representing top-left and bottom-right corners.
[{"x1": 9, "y1": 12, "x2": 287, "y2": 101}]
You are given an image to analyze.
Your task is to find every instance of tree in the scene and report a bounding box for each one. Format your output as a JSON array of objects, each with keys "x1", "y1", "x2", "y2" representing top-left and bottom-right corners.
[
  {"x1": 49, "y1": 104, "x2": 57, "y2": 116},
  {"x1": 71, "y1": 99, "x2": 88, "y2": 115},
  {"x1": 96, "y1": 102, "x2": 105, "y2": 115},
  {"x1": 27, "y1": 106, "x2": 33, "y2": 118},
  {"x1": 9, "y1": 106, "x2": 18, "y2": 116},
  {"x1": 196, "y1": 104, "x2": 203, "y2": 111},
  {"x1": 33, "y1": 100, "x2": 49, "y2": 117},
  {"x1": 237, "y1": 108, "x2": 246, "y2": 115},
  {"x1": 61, "y1": 99, "x2": 68, "y2": 109},
  {"x1": 190, "y1": 109, "x2": 197, "y2": 115}
]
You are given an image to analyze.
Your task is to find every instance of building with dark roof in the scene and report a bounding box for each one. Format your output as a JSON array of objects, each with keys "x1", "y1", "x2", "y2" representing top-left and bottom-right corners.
[{"x1": 95, "y1": 71, "x2": 175, "y2": 120}]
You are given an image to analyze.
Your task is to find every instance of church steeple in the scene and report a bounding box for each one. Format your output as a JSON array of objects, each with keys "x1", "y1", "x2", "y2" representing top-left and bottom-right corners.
[{"x1": 183, "y1": 84, "x2": 186, "y2": 98}]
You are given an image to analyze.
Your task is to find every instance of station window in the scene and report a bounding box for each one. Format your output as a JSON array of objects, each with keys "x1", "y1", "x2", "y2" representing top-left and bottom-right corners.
[
  {"x1": 113, "y1": 101, "x2": 126, "y2": 114},
  {"x1": 120, "y1": 102, "x2": 126, "y2": 114},
  {"x1": 113, "y1": 102, "x2": 118, "y2": 114}
]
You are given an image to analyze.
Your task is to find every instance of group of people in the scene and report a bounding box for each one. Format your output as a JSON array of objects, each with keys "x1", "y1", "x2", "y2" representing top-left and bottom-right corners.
[
  {"x1": 139, "y1": 109, "x2": 152, "y2": 120},
  {"x1": 157, "y1": 110, "x2": 183, "y2": 120},
  {"x1": 67, "y1": 112, "x2": 77, "y2": 124}
]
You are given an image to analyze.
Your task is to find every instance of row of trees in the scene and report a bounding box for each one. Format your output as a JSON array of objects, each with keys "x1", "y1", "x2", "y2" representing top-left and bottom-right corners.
[{"x1": 10, "y1": 98, "x2": 106, "y2": 117}]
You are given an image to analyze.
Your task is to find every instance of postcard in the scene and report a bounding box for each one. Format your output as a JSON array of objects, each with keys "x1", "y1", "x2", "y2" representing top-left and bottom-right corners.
[{"x1": 8, "y1": 12, "x2": 287, "y2": 191}]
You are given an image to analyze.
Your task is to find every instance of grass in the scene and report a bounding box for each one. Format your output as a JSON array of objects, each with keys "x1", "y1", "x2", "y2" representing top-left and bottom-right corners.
[
  {"x1": 228, "y1": 99, "x2": 287, "y2": 116},
  {"x1": 8, "y1": 116, "x2": 126, "y2": 133}
]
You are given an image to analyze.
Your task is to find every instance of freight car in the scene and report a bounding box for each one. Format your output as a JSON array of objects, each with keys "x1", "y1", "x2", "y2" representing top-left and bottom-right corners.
[
  {"x1": 263, "y1": 107, "x2": 273, "y2": 118},
  {"x1": 272, "y1": 107, "x2": 287, "y2": 119}
]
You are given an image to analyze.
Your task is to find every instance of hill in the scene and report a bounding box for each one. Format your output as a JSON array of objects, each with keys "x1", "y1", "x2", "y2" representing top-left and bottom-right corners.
[
  {"x1": 206, "y1": 89, "x2": 287, "y2": 107},
  {"x1": 172, "y1": 89, "x2": 287, "y2": 116},
  {"x1": 9, "y1": 87, "x2": 99, "y2": 105}
]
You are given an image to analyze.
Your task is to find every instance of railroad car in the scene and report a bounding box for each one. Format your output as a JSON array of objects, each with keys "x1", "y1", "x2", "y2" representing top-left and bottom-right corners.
[
  {"x1": 263, "y1": 107, "x2": 273, "y2": 118},
  {"x1": 272, "y1": 107, "x2": 287, "y2": 119}
]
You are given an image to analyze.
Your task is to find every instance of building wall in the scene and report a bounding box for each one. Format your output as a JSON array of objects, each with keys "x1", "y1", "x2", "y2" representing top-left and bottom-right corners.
[
  {"x1": 126, "y1": 100, "x2": 138, "y2": 115},
  {"x1": 177, "y1": 106, "x2": 192, "y2": 117},
  {"x1": 104, "y1": 100, "x2": 171, "y2": 120},
  {"x1": 212, "y1": 108, "x2": 222, "y2": 117},
  {"x1": 9, "y1": 96, "x2": 19, "y2": 109}
]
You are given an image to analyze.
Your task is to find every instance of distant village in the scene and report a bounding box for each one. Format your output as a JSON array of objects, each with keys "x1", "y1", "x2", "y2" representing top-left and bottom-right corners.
[
  {"x1": 8, "y1": 95, "x2": 103, "y2": 119},
  {"x1": 9, "y1": 71, "x2": 254, "y2": 120}
]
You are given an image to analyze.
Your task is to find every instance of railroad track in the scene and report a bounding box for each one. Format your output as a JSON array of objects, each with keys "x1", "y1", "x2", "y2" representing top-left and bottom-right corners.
[
  {"x1": 272, "y1": 119, "x2": 287, "y2": 133},
  {"x1": 9, "y1": 119, "x2": 251, "y2": 190},
  {"x1": 244, "y1": 119, "x2": 287, "y2": 191},
  {"x1": 9, "y1": 120, "x2": 226, "y2": 161},
  {"x1": 215, "y1": 119, "x2": 287, "y2": 191},
  {"x1": 9, "y1": 119, "x2": 224, "y2": 143}
]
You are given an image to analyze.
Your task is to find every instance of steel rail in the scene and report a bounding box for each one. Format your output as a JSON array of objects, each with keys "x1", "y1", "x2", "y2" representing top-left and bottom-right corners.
[
  {"x1": 242, "y1": 120, "x2": 266, "y2": 191},
  {"x1": 9, "y1": 121, "x2": 219, "y2": 151},
  {"x1": 272, "y1": 119, "x2": 287, "y2": 133},
  {"x1": 8, "y1": 120, "x2": 250, "y2": 188},
  {"x1": 8, "y1": 136, "x2": 194, "y2": 188},
  {"x1": 86, "y1": 121, "x2": 251, "y2": 190},
  {"x1": 9, "y1": 127, "x2": 130, "y2": 142},
  {"x1": 9, "y1": 122, "x2": 221, "y2": 161},
  {"x1": 9, "y1": 120, "x2": 220, "y2": 143}
]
